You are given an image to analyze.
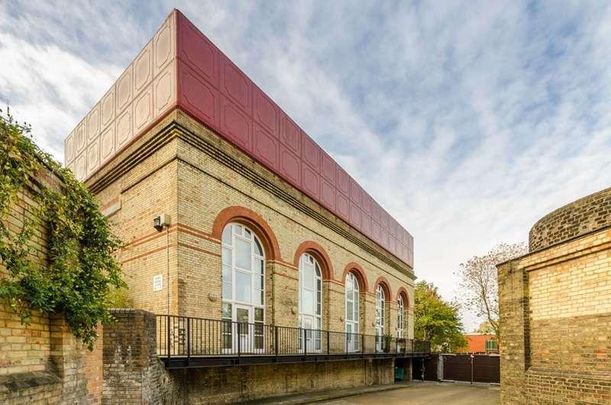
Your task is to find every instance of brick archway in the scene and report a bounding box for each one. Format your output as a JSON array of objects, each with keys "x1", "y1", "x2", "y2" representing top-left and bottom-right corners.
[
  {"x1": 341, "y1": 262, "x2": 369, "y2": 293},
  {"x1": 373, "y1": 276, "x2": 392, "y2": 302},
  {"x1": 293, "y1": 241, "x2": 333, "y2": 280},
  {"x1": 395, "y1": 286, "x2": 409, "y2": 307},
  {"x1": 211, "y1": 206, "x2": 282, "y2": 261}
]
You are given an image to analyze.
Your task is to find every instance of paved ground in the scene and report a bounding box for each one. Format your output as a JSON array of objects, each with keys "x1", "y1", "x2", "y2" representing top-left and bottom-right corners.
[{"x1": 320, "y1": 382, "x2": 499, "y2": 405}]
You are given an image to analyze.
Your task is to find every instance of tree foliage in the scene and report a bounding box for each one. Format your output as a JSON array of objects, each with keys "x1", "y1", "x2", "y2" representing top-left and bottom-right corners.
[
  {"x1": 456, "y1": 242, "x2": 526, "y2": 337},
  {"x1": 0, "y1": 109, "x2": 124, "y2": 349},
  {"x1": 414, "y1": 280, "x2": 467, "y2": 352}
]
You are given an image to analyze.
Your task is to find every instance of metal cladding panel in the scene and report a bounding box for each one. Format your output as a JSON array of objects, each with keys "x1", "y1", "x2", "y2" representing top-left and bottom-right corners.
[
  {"x1": 174, "y1": 11, "x2": 412, "y2": 267},
  {"x1": 64, "y1": 11, "x2": 177, "y2": 180}
]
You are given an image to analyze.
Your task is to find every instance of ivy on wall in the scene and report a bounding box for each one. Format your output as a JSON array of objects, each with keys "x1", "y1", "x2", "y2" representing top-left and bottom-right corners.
[{"x1": 0, "y1": 109, "x2": 124, "y2": 349}]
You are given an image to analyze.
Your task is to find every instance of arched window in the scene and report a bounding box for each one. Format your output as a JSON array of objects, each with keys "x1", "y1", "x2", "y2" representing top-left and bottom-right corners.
[
  {"x1": 345, "y1": 272, "x2": 360, "y2": 352},
  {"x1": 221, "y1": 223, "x2": 265, "y2": 352},
  {"x1": 299, "y1": 253, "x2": 322, "y2": 352},
  {"x1": 375, "y1": 285, "x2": 386, "y2": 351},
  {"x1": 396, "y1": 294, "x2": 405, "y2": 339}
]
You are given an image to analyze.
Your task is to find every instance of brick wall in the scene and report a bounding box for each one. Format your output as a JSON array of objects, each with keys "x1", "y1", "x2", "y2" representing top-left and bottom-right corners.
[
  {"x1": 102, "y1": 309, "x2": 393, "y2": 404},
  {"x1": 498, "y1": 190, "x2": 611, "y2": 404},
  {"x1": 529, "y1": 187, "x2": 611, "y2": 251},
  {"x1": 87, "y1": 109, "x2": 415, "y2": 339},
  {"x1": 86, "y1": 108, "x2": 414, "y2": 401},
  {"x1": 0, "y1": 170, "x2": 103, "y2": 404}
]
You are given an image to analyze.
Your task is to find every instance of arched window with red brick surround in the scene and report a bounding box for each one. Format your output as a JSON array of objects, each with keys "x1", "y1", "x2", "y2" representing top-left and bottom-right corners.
[
  {"x1": 396, "y1": 288, "x2": 409, "y2": 339},
  {"x1": 213, "y1": 206, "x2": 280, "y2": 353},
  {"x1": 373, "y1": 277, "x2": 391, "y2": 352},
  {"x1": 342, "y1": 263, "x2": 368, "y2": 353}
]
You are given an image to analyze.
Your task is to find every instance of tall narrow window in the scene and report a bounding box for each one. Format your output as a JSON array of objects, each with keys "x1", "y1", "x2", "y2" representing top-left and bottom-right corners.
[
  {"x1": 221, "y1": 223, "x2": 265, "y2": 352},
  {"x1": 345, "y1": 272, "x2": 360, "y2": 352},
  {"x1": 299, "y1": 253, "x2": 322, "y2": 352},
  {"x1": 396, "y1": 295, "x2": 405, "y2": 339},
  {"x1": 375, "y1": 285, "x2": 386, "y2": 351}
]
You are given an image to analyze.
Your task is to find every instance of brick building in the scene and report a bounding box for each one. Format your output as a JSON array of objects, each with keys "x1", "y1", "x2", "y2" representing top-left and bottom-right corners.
[
  {"x1": 456, "y1": 334, "x2": 498, "y2": 354},
  {"x1": 498, "y1": 187, "x2": 611, "y2": 404},
  {"x1": 62, "y1": 10, "x2": 424, "y2": 402}
]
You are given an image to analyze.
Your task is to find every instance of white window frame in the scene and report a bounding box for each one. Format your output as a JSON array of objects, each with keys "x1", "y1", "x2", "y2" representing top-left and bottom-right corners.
[
  {"x1": 221, "y1": 223, "x2": 265, "y2": 352},
  {"x1": 375, "y1": 285, "x2": 386, "y2": 352},
  {"x1": 298, "y1": 253, "x2": 322, "y2": 352},
  {"x1": 396, "y1": 294, "x2": 405, "y2": 339},
  {"x1": 345, "y1": 272, "x2": 360, "y2": 352}
]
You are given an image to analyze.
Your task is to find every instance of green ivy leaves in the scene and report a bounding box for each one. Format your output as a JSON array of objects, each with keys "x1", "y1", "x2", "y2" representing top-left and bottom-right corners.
[{"x1": 0, "y1": 109, "x2": 124, "y2": 349}]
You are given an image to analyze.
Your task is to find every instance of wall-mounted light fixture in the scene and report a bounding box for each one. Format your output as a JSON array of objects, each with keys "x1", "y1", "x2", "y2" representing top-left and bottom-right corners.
[{"x1": 153, "y1": 214, "x2": 170, "y2": 231}]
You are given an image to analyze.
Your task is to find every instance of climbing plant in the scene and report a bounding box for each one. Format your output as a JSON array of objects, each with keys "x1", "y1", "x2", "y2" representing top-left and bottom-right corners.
[{"x1": 0, "y1": 109, "x2": 124, "y2": 349}]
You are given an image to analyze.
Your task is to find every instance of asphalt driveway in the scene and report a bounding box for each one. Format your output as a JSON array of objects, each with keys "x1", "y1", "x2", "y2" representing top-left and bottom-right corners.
[{"x1": 321, "y1": 381, "x2": 500, "y2": 405}]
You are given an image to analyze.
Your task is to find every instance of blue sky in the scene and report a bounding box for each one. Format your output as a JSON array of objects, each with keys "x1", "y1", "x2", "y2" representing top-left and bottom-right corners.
[{"x1": 1, "y1": 1, "x2": 610, "y2": 330}]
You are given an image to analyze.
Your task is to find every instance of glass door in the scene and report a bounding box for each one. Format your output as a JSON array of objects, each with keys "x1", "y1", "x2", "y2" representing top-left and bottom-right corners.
[{"x1": 346, "y1": 320, "x2": 359, "y2": 352}]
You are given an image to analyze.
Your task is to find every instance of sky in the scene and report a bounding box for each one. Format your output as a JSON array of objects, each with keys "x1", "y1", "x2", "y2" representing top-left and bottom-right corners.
[{"x1": 1, "y1": 0, "x2": 610, "y2": 331}]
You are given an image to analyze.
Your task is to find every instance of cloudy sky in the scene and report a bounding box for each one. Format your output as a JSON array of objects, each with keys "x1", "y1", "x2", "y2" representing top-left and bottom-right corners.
[{"x1": 1, "y1": 1, "x2": 610, "y2": 330}]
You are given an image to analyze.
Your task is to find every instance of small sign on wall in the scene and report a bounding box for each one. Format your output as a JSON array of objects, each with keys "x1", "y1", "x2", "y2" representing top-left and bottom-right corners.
[{"x1": 153, "y1": 274, "x2": 163, "y2": 291}]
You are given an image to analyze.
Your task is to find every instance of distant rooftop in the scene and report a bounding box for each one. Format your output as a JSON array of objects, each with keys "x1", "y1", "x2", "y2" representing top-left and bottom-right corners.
[{"x1": 63, "y1": 9, "x2": 413, "y2": 267}]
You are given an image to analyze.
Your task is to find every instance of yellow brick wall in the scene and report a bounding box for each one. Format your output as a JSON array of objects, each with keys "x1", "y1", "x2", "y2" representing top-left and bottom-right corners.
[
  {"x1": 1, "y1": 188, "x2": 52, "y2": 375},
  {"x1": 88, "y1": 110, "x2": 415, "y2": 339},
  {"x1": 498, "y1": 226, "x2": 611, "y2": 404},
  {"x1": 1, "y1": 174, "x2": 104, "y2": 404}
]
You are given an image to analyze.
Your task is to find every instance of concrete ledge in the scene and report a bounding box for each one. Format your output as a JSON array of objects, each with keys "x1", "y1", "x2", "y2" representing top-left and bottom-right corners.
[{"x1": 0, "y1": 371, "x2": 61, "y2": 393}]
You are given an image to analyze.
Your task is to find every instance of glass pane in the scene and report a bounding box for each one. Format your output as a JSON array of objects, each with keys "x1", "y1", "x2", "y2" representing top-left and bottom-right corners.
[
  {"x1": 347, "y1": 301, "x2": 353, "y2": 321},
  {"x1": 254, "y1": 238, "x2": 263, "y2": 256},
  {"x1": 235, "y1": 238, "x2": 252, "y2": 270},
  {"x1": 222, "y1": 247, "x2": 231, "y2": 267},
  {"x1": 222, "y1": 302, "x2": 232, "y2": 319},
  {"x1": 222, "y1": 226, "x2": 232, "y2": 245},
  {"x1": 235, "y1": 271, "x2": 251, "y2": 302},
  {"x1": 223, "y1": 282, "x2": 232, "y2": 300},
  {"x1": 255, "y1": 308, "x2": 264, "y2": 321},
  {"x1": 303, "y1": 290, "x2": 314, "y2": 314},
  {"x1": 304, "y1": 270, "x2": 314, "y2": 290},
  {"x1": 222, "y1": 264, "x2": 231, "y2": 280},
  {"x1": 259, "y1": 290, "x2": 264, "y2": 305},
  {"x1": 236, "y1": 308, "x2": 249, "y2": 323},
  {"x1": 256, "y1": 259, "x2": 264, "y2": 277}
]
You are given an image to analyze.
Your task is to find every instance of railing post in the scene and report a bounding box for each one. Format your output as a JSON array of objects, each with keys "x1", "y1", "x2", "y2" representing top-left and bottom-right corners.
[
  {"x1": 237, "y1": 321, "x2": 241, "y2": 359},
  {"x1": 274, "y1": 326, "x2": 279, "y2": 360},
  {"x1": 186, "y1": 317, "x2": 191, "y2": 366},
  {"x1": 166, "y1": 315, "x2": 171, "y2": 360},
  {"x1": 303, "y1": 328, "x2": 307, "y2": 358},
  {"x1": 326, "y1": 330, "x2": 330, "y2": 356}
]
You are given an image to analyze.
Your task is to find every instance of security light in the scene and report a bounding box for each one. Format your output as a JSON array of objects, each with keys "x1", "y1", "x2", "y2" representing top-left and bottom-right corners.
[{"x1": 153, "y1": 214, "x2": 169, "y2": 231}]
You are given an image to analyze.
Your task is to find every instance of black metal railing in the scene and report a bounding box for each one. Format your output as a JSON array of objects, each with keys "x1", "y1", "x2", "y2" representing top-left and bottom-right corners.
[{"x1": 156, "y1": 315, "x2": 430, "y2": 363}]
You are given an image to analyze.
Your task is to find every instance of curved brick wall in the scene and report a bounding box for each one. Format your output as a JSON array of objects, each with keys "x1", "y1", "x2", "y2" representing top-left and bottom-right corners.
[{"x1": 529, "y1": 187, "x2": 611, "y2": 251}]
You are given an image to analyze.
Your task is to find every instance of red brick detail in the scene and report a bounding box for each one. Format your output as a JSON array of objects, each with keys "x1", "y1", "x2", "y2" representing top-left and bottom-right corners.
[
  {"x1": 341, "y1": 262, "x2": 370, "y2": 293},
  {"x1": 211, "y1": 206, "x2": 282, "y2": 261},
  {"x1": 395, "y1": 286, "x2": 409, "y2": 306},
  {"x1": 373, "y1": 276, "x2": 392, "y2": 302},
  {"x1": 292, "y1": 241, "x2": 334, "y2": 281}
]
